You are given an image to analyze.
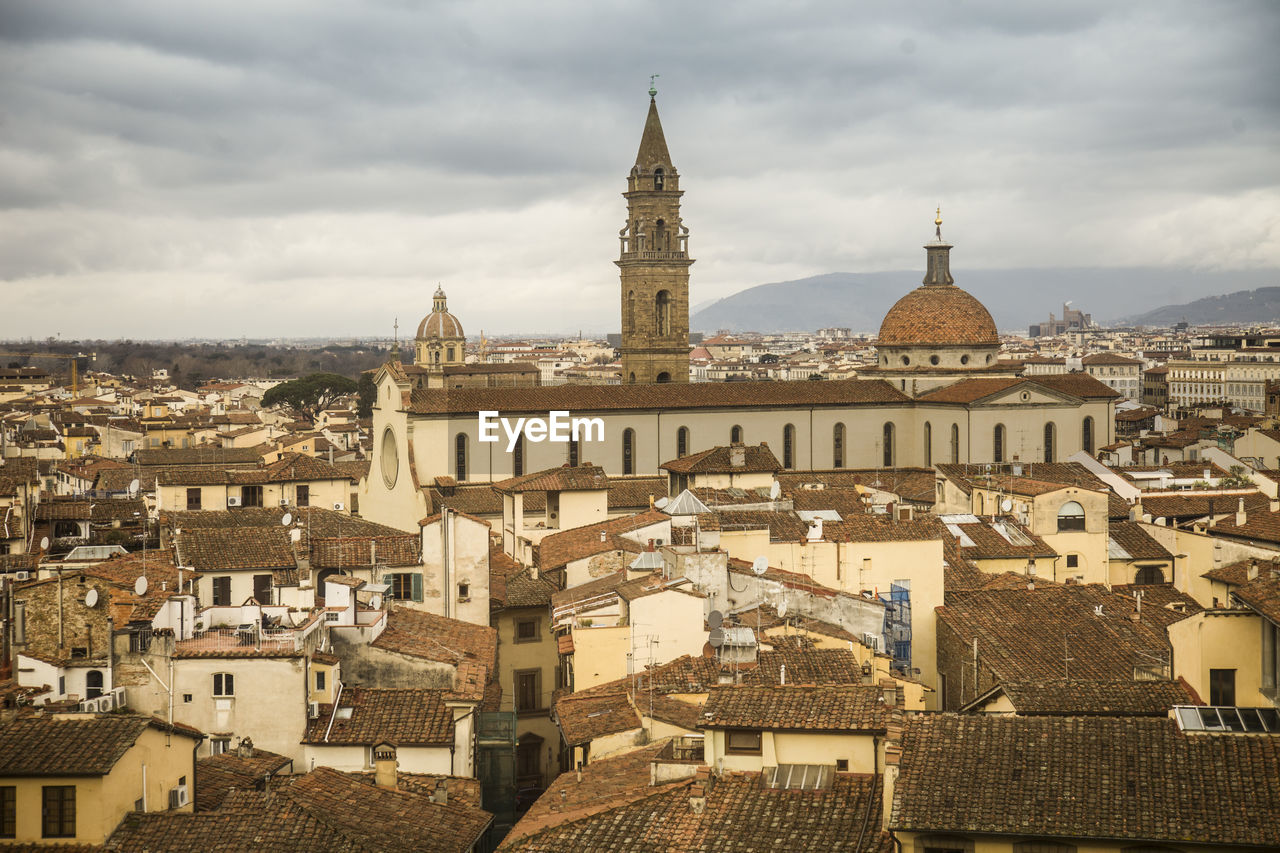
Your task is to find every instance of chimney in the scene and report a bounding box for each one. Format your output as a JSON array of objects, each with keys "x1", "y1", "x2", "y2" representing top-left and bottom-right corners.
[
  {"x1": 431, "y1": 778, "x2": 448, "y2": 805},
  {"x1": 729, "y1": 445, "x2": 746, "y2": 468},
  {"x1": 1129, "y1": 497, "x2": 1143, "y2": 522},
  {"x1": 373, "y1": 744, "x2": 398, "y2": 790},
  {"x1": 1249, "y1": 560, "x2": 1260, "y2": 581},
  {"x1": 600, "y1": 531, "x2": 607, "y2": 543},
  {"x1": 237, "y1": 737, "x2": 255, "y2": 758},
  {"x1": 1236, "y1": 497, "x2": 1247, "y2": 527},
  {"x1": 806, "y1": 518, "x2": 823, "y2": 542}
]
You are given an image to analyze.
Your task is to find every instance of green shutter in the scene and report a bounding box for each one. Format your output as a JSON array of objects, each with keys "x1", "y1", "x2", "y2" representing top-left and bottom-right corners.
[{"x1": 411, "y1": 573, "x2": 424, "y2": 602}]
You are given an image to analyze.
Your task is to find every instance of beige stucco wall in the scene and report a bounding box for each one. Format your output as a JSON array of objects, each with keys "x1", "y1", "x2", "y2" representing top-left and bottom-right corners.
[
  {"x1": 569, "y1": 624, "x2": 632, "y2": 691},
  {"x1": 1169, "y1": 609, "x2": 1267, "y2": 705},
  {"x1": 420, "y1": 512, "x2": 490, "y2": 624},
  {"x1": 302, "y1": 743, "x2": 452, "y2": 775},
  {"x1": 705, "y1": 729, "x2": 878, "y2": 775}
]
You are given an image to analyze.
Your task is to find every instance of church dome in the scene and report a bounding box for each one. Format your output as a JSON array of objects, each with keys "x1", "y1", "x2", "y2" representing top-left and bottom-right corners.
[
  {"x1": 417, "y1": 286, "x2": 464, "y2": 340},
  {"x1": 877, "y1": 284, "x2": 998, "y2": 347}
]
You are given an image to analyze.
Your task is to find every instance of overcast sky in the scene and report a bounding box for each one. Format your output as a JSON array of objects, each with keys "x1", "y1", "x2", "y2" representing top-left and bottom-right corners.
[{"x1": 1, "y1": 0, "x2": 1277, "y2": 340}]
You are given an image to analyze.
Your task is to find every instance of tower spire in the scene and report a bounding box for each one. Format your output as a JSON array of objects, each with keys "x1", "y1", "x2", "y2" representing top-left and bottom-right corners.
[
  {"x1": 635, "y1": 93, "x2": 672, "y2": 171},
  {"x1": 923, "y1": 208, "x2": 954, "y2": 287}
]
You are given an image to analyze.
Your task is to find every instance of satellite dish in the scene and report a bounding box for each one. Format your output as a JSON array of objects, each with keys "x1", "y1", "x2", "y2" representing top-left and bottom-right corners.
[
  {"x1": 751, "y1": 556, "x2": 768, "y2": 576},
  {"x1": 39, "y1": 537, "x2": 49, "y2": 551},
  {"x1": 708, "y1": 627, "x2": 725, "y2": 648},
  {"x1": 1000, "y1": 499, "x2": 1013, "y2": 513},
  {"x1": 769, "y1": 481, "x2": 781, "y2": 500},
  {"x1": 281, "y1": 512, "x2": 293, "y2": 527},
  {"x1": 654, "y1": 497, "x2": 669, "y2": 510},
  {"x1": 290, "y1": 528, "x2": 302, "y2": 543},
  {"x1": 708, "y1": 610, "x2": 724, "y2": 630},
  {"x1": 134, "y1": 576, "x2": 148, "y2": 596},
  {"x1": 84, "y1": 588, "x2": 98, "y2": 607},
  {"x1": 776, "y1": 598, "x2": 788, "y2": 618},
  {"x1": 128, "y1": 478, "x2": 140, "y2": 497}
]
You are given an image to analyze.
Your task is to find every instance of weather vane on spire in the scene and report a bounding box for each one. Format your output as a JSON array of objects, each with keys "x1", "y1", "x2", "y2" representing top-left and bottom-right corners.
[
  {"x1": 935, "y1": 206, "x2": 943, "y2": 240},
  {"x1": 649, "y1": 73, "x2": 660, "y2": 97}
]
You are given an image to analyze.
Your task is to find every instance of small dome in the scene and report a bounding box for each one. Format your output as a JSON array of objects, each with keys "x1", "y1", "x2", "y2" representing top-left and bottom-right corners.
[{"x1": 877, "y1": 284, "x2": 998, "y2": 347}]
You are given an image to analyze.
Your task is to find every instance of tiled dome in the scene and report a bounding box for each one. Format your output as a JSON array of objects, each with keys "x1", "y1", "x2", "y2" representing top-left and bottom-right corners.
[{"x1": 877, "y1": 284, "x2": 998, "y2": 347}]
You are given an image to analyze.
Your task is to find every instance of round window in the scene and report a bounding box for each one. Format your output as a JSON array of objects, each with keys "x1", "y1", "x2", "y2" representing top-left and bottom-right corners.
[
  {"x1": 901, "y1": 355, "x2": 911, "y2": 366},
  {"x1": 930, "y1": 355, "x2": 940, "y2": 366},
  {"x1": 1020, "y1": 391, "x2": 1031, "y2": 401},
  {"x1": 380, "y1": 427, "x2": 399, "y2": 489},
  {"x1": 960, "y1": 355, "x2": 970, "y2": 365}
]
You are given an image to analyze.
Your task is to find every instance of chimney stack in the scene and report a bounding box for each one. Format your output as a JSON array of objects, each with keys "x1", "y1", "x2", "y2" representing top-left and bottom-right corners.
[
  {"x1": 1236, "y1": 497, "x2": 1248, "y2": 527},
  {"x1": 1249, "y1": 561, "x2": 1260, "y2": 581},
  {"x1": 373, "y1": 744, "x2": 398, "y2": 790},
  {"x1": 237, "y1": 737, "x2": 255, "y2": 758},
  {"x1": 730, "y1": 445, "x2": 746, "y2": 468},
  {"x1": 431, "y1": 778, "x2": 448, "y2": 805}
]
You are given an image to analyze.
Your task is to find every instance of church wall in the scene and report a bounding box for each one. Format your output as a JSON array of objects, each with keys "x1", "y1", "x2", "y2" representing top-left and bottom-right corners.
[{"x1": 360, "y1": 374, "x2": 431, "y2": 533}]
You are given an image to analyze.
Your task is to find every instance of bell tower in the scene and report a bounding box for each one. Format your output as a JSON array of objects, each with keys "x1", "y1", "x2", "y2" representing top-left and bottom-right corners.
[{"x1": 617, "y1": 83, "x2": 692, "y2": 384}]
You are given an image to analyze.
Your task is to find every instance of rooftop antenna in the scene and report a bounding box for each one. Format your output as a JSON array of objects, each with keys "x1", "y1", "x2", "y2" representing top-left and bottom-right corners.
[{"x1": 649, "y1": 74, "x2": 659, "y2": 97}]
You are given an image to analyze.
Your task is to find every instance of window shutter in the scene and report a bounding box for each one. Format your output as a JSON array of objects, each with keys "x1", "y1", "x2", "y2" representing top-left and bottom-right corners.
[{"x1": 411, "y1": 573, "x2": 424, "y2": 602}]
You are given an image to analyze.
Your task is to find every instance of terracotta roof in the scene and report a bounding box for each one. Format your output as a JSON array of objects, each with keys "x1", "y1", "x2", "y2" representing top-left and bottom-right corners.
[
  {"x1": 948, "y1": 517, "x2": 1054, "y2": 559},
  {"x1": 537, "y1": 509, "x2": 668, "y2": 571},
  {"x1": 490, "y1": 546, "x2": 557, "y2": 609},
  {"x1": 407, "y1": 378, "x2": 909, "y2": 416},
  {"x1": 878, "y1": 281, "x2": 998, "y2": 347},
  {"x1": 311, "y1": 535, "x2": 420, "y2": 569},
  {"x1": 1202, "y1": 556, "x2": 1280, "y2": 586},
  {"x1": 554, "y1": 690, "x2": 642, "y2": 745},
  {"x1": 966, "y1": 678, "x2": 1198, "y2": 715},
  {"x1": 1233, "y1": 572, "x2": 1280, "y2": 624},
  {"x1": 304, "y1": 687, "x2": 454, "y2": 746},
  {"x1": 659, "y1": 443, "x2": 780, "y2": 475},
  {"x1": 918, "y1": 374, "x2": 1122, "y2": 403},
  {"x1": 1141, "y1": 491, "x2": 1268, "y2": 522},
  {"x1": 1210, "y1": 505, "x2": 1280, "y2": 544},
  {"x1": 0, "y1": 713, "x2": 201, "y2": 776},
  {"x1": 892, "y1": 715, "x2": 1280, "y2": 845},
  {"x1": 35, "y1": 499, "x2": 91, "y2": 520},
  {"x1": 700, "y1": 684, "x2": 896, "y2": 732},
  {"x1": 109, "y1": 766, "x2": 491, "y2": 853},
  {"x1": 493, "y1": 464, "x2": 609, "y2": 494},
  {"x1": 372, "y1": 606, "x2": 498, "y2": 676},
  {"x1": 502, "y1": 768, "x2": 889, "y2": 853},
  {"x1": 1082, "y1": 352, "x2": 1143, "y2": 365},
  {"x1": 176, "y1": 527, "x2": 296, "y2": 572},
  {"x1": 1108, "y1": 520, "x2": 1174, "y2": 560},
  {"x1": 776, "y1": 468, "x2": 938, "y2": 504},
  {"x1": 134, "y1": 446, "x2": 263, "y2": 467},
  {"x1": 196, "y1": 747, "x2": 293, "y2": 811},
  {"x1": 935, "y1": 461, "x2": 1108, "y2": 494}
]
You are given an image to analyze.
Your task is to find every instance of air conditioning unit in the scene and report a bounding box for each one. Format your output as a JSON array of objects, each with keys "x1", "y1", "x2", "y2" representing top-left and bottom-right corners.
[
  {"x1": 15, "y1": 571, "x2": 30, "y2": 581},
  {"x1": 97, "y1": 693, "x2": 116, "y2": 712},
  {"x1": 279, "y1": 499, "x2": 291, "y2": 507},
  {"x1": 861, "y1": 632, "x2": 882, "y2": 652},
  {"x1": 333, "y1": 502, "x2": 345, "y2": 511},
  {"x1": 309, "y1": 701, "x2": 321, "y2": 719},
  {"x1": 168, "y1": 784, "x2": 189, "y2": 809},
  {"x1": 227, "y1": 496, "x2": 242, "y2": 507},
  {"x1": 112, "y1": 686, "x2": 127, "y2": 709}
]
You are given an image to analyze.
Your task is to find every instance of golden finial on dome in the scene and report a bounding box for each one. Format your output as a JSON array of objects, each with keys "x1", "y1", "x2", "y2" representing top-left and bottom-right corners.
[{"x1": 934, "y1": 206, "x2": 943, "y2": 240}]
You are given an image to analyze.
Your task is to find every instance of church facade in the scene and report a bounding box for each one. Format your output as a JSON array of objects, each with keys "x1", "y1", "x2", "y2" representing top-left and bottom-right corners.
[{"x1": 360, "y1": 93, "x2": 1119, "y2": 532}]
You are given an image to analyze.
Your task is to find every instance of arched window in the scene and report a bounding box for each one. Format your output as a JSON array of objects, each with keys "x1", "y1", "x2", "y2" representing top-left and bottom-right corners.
[
  {"x1": 950, "y1": 423, "x2": 960, "y2": 463},
  {"x1": 568, "y1": 438, "x2": 579, "y2": 467},
  {"x1": 627, "y1": 290, "x2": 635, "y2": 332},
  {"x1": 512, "y1": 434, "x2": 524, "y2": 477},
  {"x1": 656, "y1": 371, "x2": 671, "y2": 383},
  {"x1": 655, "y1": 218, "x2": 667, "y2": 250},
  {"x1": 923, "y1": 421, "x2": 932, "y2": 467},
  {"x1": 1044, "y1": 422, "x2": 1056, "y2": 463},
  {"x1": 993, "y1": 424, "x2": 1006, "y2": 463},
  {"x1": 85, "y1": 669, "x2": 104, "y2": 700},
  {"x1": 676, "y1": 426, "x2": 689, "y2": 458},
  {"x1": 883, "y1": 422, "x2": 895, "y2": 467},
  {"x1": 654, "y1": 167, "x2": 664, "y2": 191},
  {"x1": 656, "y1": 290, "x2": 671, "y2": 336},
  {"x1": 783, "y1": 424, "x2": 796, "y2": 469},
  {"x1": 629, "y1": 372, "x2": 636, "y2": 384},
  {"x1": 434, "y1": 350, "x2": 441, "y2": 364},
  {"x1": 976, "y1": 492, "x2": 985, "y2": 515},
  {"x1": 622, "y1": 428, "x2": 635, "y2": 475},
  {"x1": 1135, "y1": 566, "x2": 1165, "y2": 585},
  {"x1": 730, "y1": 425, "x2": 743, "y2": 444},
  {"x1": 454, "y1": 433, "x2": 468, "y2": 482},
  {"x1": 446, "y1": 346, "x2": 455, "y2": 361},
  {"x1": 833, "y1": 423, "x2": 845, "y2": 469},
  {"x1": 1057, "y1": 501, "x2": 1086, "y2": 531},
  {"x1": 1082, "y1": 416, "x2": 1095, "y2": 454}
]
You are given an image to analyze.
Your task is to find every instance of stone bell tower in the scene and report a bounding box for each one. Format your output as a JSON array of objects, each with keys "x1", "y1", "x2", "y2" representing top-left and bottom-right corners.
[{"x1": 617, "y1": 84, "x2": 692, "y2": 384}]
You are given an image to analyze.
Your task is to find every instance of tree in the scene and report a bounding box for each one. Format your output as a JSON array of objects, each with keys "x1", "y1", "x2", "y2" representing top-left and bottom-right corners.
[
  {"x1": 261, "y1": 373, "x2": 358, "y2": 420},
  {"x1": 356, "y1": 372, "x2": 377, "y2": 419}
]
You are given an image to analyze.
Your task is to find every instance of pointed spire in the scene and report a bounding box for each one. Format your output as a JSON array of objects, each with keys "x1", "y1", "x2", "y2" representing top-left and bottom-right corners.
[{"x1": 635, "y1": 94, "x2": 673, "y2": 172}]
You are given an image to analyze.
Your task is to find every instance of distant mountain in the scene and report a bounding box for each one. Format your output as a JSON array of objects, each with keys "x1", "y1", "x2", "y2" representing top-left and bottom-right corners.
[
  {"x1": 1120, "y1": 285, "x2": 1280, "y2": 327},
  {"x1": 690, "y1": 268, "x2": 1280, "y2": 334}
]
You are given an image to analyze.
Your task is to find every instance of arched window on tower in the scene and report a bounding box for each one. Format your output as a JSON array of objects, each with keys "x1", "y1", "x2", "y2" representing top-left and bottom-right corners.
[
  {"x1": 1044, "y1": 422, "x2": 1056, "y2": 463},
  {"x1": 654, "y1": 168, "x2": 664, "y2": 191},
  {"x1": 656, "y1": 290, "x2": 671, "y2": 336},
  {"x1": 783, "y1": 424, "x2": 796, "y2": 469},
  {"x1": 923, "y1": 421, "x2": 932, "y2": 468},
  {"x1": 677, "y1": 427, "x2": 689, "y2": 458},
  {"x1": 993, "y1": 424, "x2": 1006, "y2": 463},
  {"x1": 568, "y1": 438, "x2": 579, "y2": 467},
  {"x1": 454, "y1": 433, "x2": 468, "y2": 482},
  {"x1": 512, "y1": 434, "x2": 524, "y2": 477},
  {"x1": 883, "y1": 422, "x2": 895, "y2": 467},
  {"x1": 655, "y1": 218, "x2": 668, "y2": 250},
  {"x1": 1057, "y1": 501, "x2": 1086, "y2": 531},
  {"x1": 1082, "y1": 416, "x2": 1095, "y2": 454},
  {"x1": 730, "y1": 425, "x2": 743, "y2": 444},
  {"x1": 622, "y1": 428, "x2": 635, "y2": 475},
  {"x1": 950, "y1": 423, "x2": 960, "y2": 464},
  {"x1": 627, "y1": 290, "x2": 635, "y2": 333},
  {"x1": 833, "y1": 423, "x2": 845, "y2": 469}
]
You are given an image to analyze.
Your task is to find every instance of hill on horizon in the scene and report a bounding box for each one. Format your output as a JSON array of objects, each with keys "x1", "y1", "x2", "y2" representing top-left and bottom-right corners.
[
  {"x1": 1121, "y1": 286, "x2": 1280, "y2": 327},
  {"x1": 690, "y1": 268, "x2": 1280, "y2": 334}
]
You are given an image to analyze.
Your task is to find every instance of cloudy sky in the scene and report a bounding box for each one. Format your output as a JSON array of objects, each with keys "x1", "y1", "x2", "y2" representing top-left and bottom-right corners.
[{"x1": 1, "y1": 0, "x2": 1277, "y2": 340}]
